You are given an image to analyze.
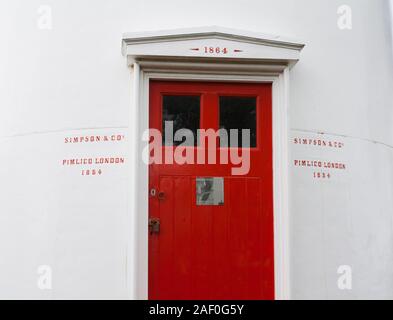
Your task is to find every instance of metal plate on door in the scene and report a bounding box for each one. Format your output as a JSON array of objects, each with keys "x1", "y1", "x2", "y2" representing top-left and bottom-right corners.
[
  {"x1": 149, "y1": 218, "x2": 160, "y2": 234},
  {"x1": 196, "y1": 177, "x2": 224, "y2": 206}
]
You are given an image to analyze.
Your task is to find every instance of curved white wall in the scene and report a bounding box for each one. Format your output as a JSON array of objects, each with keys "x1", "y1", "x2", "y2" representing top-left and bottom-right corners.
[{"x1": 0, "y1": 0, "x2": 392, "y2": 299}]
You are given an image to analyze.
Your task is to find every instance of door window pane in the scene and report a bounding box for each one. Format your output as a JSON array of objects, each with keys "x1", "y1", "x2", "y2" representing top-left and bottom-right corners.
[
  {"x1": 219, "y1": 96, "x2": 257, "y2": 148},
  {"x1": 162, "y1": 95, "x2": 200, "y2": 146}
]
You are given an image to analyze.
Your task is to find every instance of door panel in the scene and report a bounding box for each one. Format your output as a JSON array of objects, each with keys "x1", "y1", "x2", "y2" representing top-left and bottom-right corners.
[{"x1": 148, "y1": 81, "x2": 274, "y2": 300}]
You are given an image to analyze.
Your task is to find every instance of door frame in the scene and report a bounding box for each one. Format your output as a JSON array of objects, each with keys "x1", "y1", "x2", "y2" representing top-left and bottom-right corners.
[
  {"x1": 122, "y1": 27, "x2": 304, "y2": 300},
  {"x1": 127, "y1": 63, "x2": 290, "y2": 300}
]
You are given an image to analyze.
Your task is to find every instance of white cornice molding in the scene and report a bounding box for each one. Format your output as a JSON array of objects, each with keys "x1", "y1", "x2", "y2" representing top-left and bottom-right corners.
[{"x1": 122, "y1": 26, "x2": 305, "y2": 65}]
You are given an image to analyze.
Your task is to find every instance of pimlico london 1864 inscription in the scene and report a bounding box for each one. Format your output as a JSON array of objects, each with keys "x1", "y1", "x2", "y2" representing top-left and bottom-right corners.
[
  {"x1": 292, "y1": 135, "x2": 348, "y2": 180},
  {"x1": 62, "y1": 134, "x2": 126, "y2": 176}
]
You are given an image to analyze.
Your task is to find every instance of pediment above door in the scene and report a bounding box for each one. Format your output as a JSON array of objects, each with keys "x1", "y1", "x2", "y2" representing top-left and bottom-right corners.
[{"x1": 122, "y1": 26, "x2": 305, "y2": 65}]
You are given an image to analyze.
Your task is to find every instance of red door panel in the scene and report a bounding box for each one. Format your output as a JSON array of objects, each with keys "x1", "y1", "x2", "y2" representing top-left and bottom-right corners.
[{"x1": 148, "y1": 81, "x2": 274, "y2": 300}]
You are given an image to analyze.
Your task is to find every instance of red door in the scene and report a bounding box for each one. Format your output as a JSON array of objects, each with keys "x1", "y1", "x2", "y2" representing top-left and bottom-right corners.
[{"x1": 148, "y1": 81, "x2": 274, "y2": 300}]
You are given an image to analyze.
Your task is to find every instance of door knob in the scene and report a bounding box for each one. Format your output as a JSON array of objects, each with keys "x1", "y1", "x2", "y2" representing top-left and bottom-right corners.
[{"x1": 157, "y1": 191, "x2": 165, "y2": 201}]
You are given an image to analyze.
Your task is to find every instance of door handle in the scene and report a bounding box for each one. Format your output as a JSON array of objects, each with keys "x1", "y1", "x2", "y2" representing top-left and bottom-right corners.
[
  {"x1": 150, "y1": 188, "x2": 165, "y2": 201},
  {"x1": 157, "y1": 191, "x2": 165, "y2": 201},
  {"x1": 149, "y1": 218, "x2": 160, "y2": 235}
]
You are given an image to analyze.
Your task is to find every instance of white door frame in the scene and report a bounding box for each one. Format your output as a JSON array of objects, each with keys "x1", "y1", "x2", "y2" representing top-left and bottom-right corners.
[{"x1": 122, "y1": 27, "x2": 304, "y2": 300}]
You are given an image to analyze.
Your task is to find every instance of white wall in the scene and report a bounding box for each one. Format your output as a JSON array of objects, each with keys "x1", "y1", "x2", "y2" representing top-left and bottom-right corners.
[{"x1": 0, "y1": 0, "x2": 392, "y2": 299}]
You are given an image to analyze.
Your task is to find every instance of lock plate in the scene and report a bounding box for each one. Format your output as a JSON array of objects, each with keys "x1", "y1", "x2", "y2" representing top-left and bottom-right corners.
[{"x1": 149, "y1": 218, "x2": 160, "y2": 234}]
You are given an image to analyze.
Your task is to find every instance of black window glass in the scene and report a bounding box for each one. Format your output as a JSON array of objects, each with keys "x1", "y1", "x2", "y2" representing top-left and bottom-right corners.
[
  {"x1": 219, "y1": 96, "x2": 257, "y2": 148},
  {"x1": 162, "y1": 95, "x2": 200, "y2": 146}
]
